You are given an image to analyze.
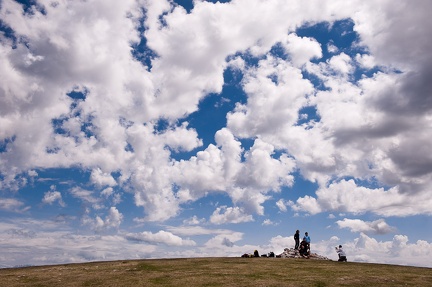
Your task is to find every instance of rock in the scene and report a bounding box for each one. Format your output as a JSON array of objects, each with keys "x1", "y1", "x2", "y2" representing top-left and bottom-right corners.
[
  {"x1": 241, "y1": 248, "x2": 332, "y2": 261},
  {"x1": 277, "y1": 248, "x2": 332, "y2": 261}
]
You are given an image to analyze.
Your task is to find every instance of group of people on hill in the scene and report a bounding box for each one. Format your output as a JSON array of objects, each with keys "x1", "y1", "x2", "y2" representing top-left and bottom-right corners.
[
  {"x1": 293, "y1": 230, "x2": 347, "y2": 261},
  {"x1": 294, "y1": 230, "x2": 311, "y2": 258}
]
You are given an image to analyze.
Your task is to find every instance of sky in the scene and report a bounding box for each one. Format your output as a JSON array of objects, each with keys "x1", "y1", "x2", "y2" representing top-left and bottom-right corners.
[{"x1": 0, "y1": 0, "x2": 431, "y2": 268}]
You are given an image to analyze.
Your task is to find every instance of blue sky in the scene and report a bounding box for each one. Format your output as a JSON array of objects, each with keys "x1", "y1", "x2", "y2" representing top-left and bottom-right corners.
[{"x1": 0, "y1": 0, "x2": 431, "y2": 268}]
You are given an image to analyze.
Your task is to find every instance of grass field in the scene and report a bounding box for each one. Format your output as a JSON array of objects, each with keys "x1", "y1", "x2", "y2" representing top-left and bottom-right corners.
[{"x1": 0, "y1": 257, "x2": 431, "y2": 287}]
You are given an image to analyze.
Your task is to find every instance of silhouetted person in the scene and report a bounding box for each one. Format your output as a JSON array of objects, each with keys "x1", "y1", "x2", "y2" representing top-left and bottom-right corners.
[{"x1": 294, "y1": 230, "x2": 300, "y2": 249}]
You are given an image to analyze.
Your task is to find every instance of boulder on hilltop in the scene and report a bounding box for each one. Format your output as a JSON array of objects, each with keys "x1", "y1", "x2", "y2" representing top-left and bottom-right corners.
[
  {"x1": 242, "y1": 248, "x2": 332, "y2": 260},
  {"x1": 278, "y1": 248, "x2": 332, "y2": 260}
]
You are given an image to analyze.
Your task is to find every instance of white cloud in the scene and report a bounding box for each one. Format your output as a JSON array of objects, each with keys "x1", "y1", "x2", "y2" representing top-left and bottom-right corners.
[
  {"x1": 0, "y1": 198, "x2": 30, "y2": 213},
  {"x1": 0, "y1": 217, "x2": 431, "y2": 268},
  {"x1": 90, "y1": 168, "x2": 117, "y2": 187},
  {"x1": 355, "y1": 53, "x2": 376, "y2": 69},
  {"x1": 1, "y1": 0, "x2": 426, "y2": 223},
  {"x1": 276, "y1": 199, "x2": 288, "y2": 212},
  {"x1": 125, "y1": 230, "x2": 196, "y2": 246},
  {"x1": 290, "y1": 233, "x2": 432, "y2": 268},
  {"x1": 289, "y1": 195, "x2": 322, "y2": 215},
  {"x1": 69, "y1": 187, "x2": 103, "y2": 209},
  {"x1": 112, "y1": 193, "x2": 122, "y2": 205},
  {"x1": 351, "y1": 233, "x2": 432, "y2": 267},
  {"x1": 101, "y1": 187, "x2": 114, "y2": 198},
  {"x1": 327, "y1": 42, "x2": 338, "y2": 53},
  {"x1": 42, "y1": 186, "x2": 66, "y2": 207},
  {"x1": 209, "y1": 206, "x2": 254, "y2": 225},
  {"x1": 281, "y1": 33, "x2": 322, "y2": 67},
  {"x1": 237, "y1": 139, "x2": 295, "y2": 192},
  {"x1": 336, "y1": 218, "x2": 396, "y2": 235},
  {"x1": 0, "y1": 0, "x2": 429, "y2": 224},
  {"x1": 328, "y1": 52, "x2": 353, "y2": 75},
  {"x1": 0, "y1": 219, "x2": 156, "y2": 268},
  {"x1": 173, "y1": 129, "x2": 295, "y2": 217},
  {"x1": 183, "y1": 215, "x2": 206, "y2": 226},
  {"x1": 99, "y1": 207, "x2": 123, "y2": 230},
  {"x1": 268, "y1": 235, "x2": 295, "y2": 252},
  {"x1": 161, "y1": 122, "x2": 203, "y2": 152},
  {"x1": 85, "y1": 207, "x2": 123, "y2": 232},
  {"x1": 352, "y1": 1, "x2": 432, "y2": 70},
  {"x1": 166, "y1": 225, "x2": 216, "y2": 236},
  {"x1": 227, "y1": 55, "x2": 314, "y2": 138},
  {"x1": 28, "y1": 170, "x2": 38, "y2": 177},
  {"x1": 291, "y1": 180, "x2": 432, "y2": 216},
  {"x1": 262, "y1": 219, "x2": 278, "y2": 226},
  {"x1": 204, "y1": 232, "x2": 244, "y2": 249}
]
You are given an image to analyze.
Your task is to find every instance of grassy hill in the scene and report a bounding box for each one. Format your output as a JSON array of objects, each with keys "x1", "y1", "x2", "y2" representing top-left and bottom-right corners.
[{"x1": 0, "y1": 257, "x2": 431, "y2": 287}]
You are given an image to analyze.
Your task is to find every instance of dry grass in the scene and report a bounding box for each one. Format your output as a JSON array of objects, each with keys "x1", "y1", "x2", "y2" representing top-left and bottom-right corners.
[{"x1": 0, "y1": 257, "x2": 431, "y2": 287}]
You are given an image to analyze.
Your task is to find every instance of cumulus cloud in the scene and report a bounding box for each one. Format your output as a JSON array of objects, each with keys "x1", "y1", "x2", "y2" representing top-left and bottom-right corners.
[
  {"x1": 327, "y1": 42, "x2": 338, "y2": 54},
  {"x1": 42, "y1": 186, "x2": 66, "y2": 207},
  {"x1": 221, "y1": 237, "x2": 235, "y2": 247},
  {"x1": 281, "y1": 33, "x2": 322, "y2": 67},
  {"x1": 297, "y1": 233, "x2": 432, "y2": 268},
  {"x1": 328, "y1": 52, "x2": 353, "y2": 75},
  {"x1": 183, "y1": 215, "x2": 206, "y2": 225},
  {"x1": 262, "y1": 219, "x2": 278, "y2": 226},
  {"x1": 173, "y1": 129, "x2": 295, "y2": 217},
  {"x1": 355, "y1": 53, "x2": 376, "y2": 69},
  {"x1": 290, "y1": 180, "x2": 432, "y2": 216},
  {"x1": 353, "y1": 233, "x2": 432, "y2": 267},
  {"x1": 203, "y1": 232, "x2": 244, "y2": 251},
  {"x1": 1, "y1": 0, "x2": 429, "y2": 223},
  {"x1": 289, "y1": 195, "x2": 321, "y2": 215},
  {"x1": 0, "y1": 219, "x2": 156, "y2": 268},
  {"x1": 209, "y1": 206, "x2": 254, "y2": 225},
  {"x1": 69, "y1": 187, "x2": 102, "y2": 209},
  {"x1": 125, "y1": 230, "x2": 196, "y2": 246},
  {"x1": 28, "y1": 170, "x2": 38, "y2": 177},
  {"x1": 101, "y1": 187, "x2": 114, "y2": 198},
  {"x1": 90, "y1": 168, "x2": 117, "y2": 188},
  {"x1": 0, "y1": 0, "x2": 353, "y2": 224},
  {"x1": 161, "y1": 122, "x2": 203, "y2": 152},
  {"x1": 227, "y1": 55, "x2": 315, "y2": 138},
  {"x1": 336, "y1": 218, "x2": 396, "y2": 235},
  {"x1": 87, "y1": 207, "x2": 123, "y2": 232},
  {"x1": 0, "y1": 0, "x2": 148, "y2": 179},
  {"x1": 1, "y1": 216, "x2": 429, "y2": 268},
  {"x1": 266, "y1": 235, "x2": 295, "y2": 254},
  {"x1": 276, "y1": 199, "x2": 289, "y2": 212}
]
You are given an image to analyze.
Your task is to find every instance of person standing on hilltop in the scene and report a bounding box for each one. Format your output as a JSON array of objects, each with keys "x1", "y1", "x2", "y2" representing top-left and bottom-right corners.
[
  {"x1": 303, "y1": 232, "x2": 311, "y2": 251},
  {"x1": 294, "y1": 230, "x2": 300, "y2": 250}
]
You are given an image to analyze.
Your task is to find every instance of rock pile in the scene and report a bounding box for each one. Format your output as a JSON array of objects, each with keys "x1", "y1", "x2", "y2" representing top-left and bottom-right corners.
[
  {"x1": 277, "y1": 248, "x2": 332, "y2": 261},
  {"x1": 241, "y1": 248, "x2": 332, "y2": 261}
]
